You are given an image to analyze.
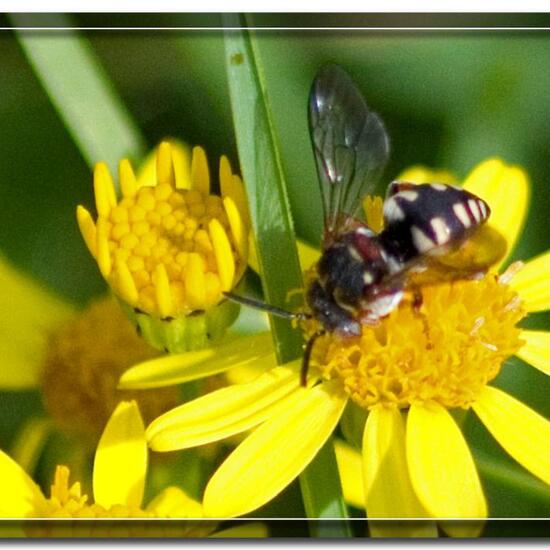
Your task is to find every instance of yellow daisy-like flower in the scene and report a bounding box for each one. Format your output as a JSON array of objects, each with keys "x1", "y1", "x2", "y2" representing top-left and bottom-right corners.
[
  {"x1": 0, "y1": 248, "x2": 179, "y2": 449},
  {"x1": 0, "y1": 400, "x2": 211, "y2": 537},
  {"x1": 121, "y1": 158, "x2": 550, "y2": 532},
  {"x1": 76, "y1": 141, "x2": 249, "y2": 352}
]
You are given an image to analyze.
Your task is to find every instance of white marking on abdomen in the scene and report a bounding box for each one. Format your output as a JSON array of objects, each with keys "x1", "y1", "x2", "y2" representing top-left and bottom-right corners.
[
  {"x1": 477, "y1": 200, "x2": 488, "y2": 219},
  {"x1": 453, "y1": 202, "x2": 472, "y2": 228},
  {"x1": 468, "y1": 199, "x2": 481, "y2": 223},
  {"x1": 383, "y1": 197, "x2": 405, "y2": 221},
  {"x1": 411, "y1": 226, "x2": 434, "y2": 253},
  {"x1": 430, "y1": 183, "x2": 448, "y2": 191},
  {"x1": 398, "y1": 190, "x2": 419, "y2": 202},
  {"x1": 430, "y1": 216, "x2": 451, "y2": 244}
]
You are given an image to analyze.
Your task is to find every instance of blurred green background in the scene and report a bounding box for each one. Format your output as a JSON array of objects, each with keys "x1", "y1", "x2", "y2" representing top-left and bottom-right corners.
[{"x1": 0, "y1": 13, "x2": 549, "y2": 529}]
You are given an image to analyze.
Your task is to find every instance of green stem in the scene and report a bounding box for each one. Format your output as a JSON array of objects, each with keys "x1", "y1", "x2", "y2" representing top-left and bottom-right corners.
[
  {"x1": 299, "y1": 437, "x2": 353, "y2": 537},
  {"x1": 222, "y1": 14, "x2": 350, "y2": 535}
]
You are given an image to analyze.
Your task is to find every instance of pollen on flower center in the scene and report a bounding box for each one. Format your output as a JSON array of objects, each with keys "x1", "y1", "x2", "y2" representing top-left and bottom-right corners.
[
  {"x1": 306, "y1": 272, "x2": 526, "y2": 410},
  {"x1": 77, "y1": 142, "x2": 249, "y2": 319}
]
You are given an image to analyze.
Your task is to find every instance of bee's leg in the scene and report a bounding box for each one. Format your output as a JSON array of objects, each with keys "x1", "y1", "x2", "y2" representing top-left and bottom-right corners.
[{"x1": 301, "y1": 331, "x2": 325, "y2": 387}]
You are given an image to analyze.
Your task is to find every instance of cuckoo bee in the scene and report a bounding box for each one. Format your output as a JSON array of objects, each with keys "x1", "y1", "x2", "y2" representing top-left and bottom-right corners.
[{"x1": 227, "y1": 64, "x2": 504, "y2": 385}]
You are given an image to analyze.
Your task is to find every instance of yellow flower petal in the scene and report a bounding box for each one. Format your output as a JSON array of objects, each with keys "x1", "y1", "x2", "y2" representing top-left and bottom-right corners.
[
  {"x1": 146, "y1": 486, "x2": 203, "y2": 518},
  {"x1": 191, "y1": 145, "x2": 210, "y2": 195},
  {"x1": 0, "y1": 449, "x2": 46, "y2": 517},
  {"x1": 203, "y1": 381, "x2": 347, "y2": 518},
  {"x1": 76, "y1": 205, "x2": 97, "y2": 258},
  {"x1": 462, "y1": 158, "x2": 529, "y2": 266},
  {"x1": 248, "y1": 237, "x2": 320, "y2": 275},
  {"x1": 209, "y1": 218, "x2": 235, "y2": 292},
  {"x1": 407, "y1": 403, "x2": 487, "y2": 520},
  {"x1": 0, "y1": 254, "x2": 74, "y2": 389},
  {"x1": 516, "y1": 330, "x2": 550, "y2": 375},
  {"x1": 119, "y1": 158, "x2": 138, "y2": 198},
  {"x1": 136, "y1": 140, "x2": 192, "y2": 190},
  {"x1": 334, "y1": 440, "x2": 365, "y2": 509},
  {"x1": 119, "y1": 332, "x2": 275, "y2": 390},
  {"x1": 363, "y1": 408, "x2": 437, "y2": 538},
  {"x1": 509, "y1": 250, "x2": 550, "y2": 312},
  {"x1": 157, "y1": 141, "x2": 175, "y2": 186},
  {"x1": 184, "y1": 252, "x2": 206, "y2": 310},
  {"x1": 94, "y1": 161, "x2": 117, "y2": 216},
  {"x1": 147, "y1": 363, "x2": 301, "y2": 451},
  {"x1": 472, "y1": 386, "x2": 550, "y2": 485},
  {"x1": 397, "y1": 165, "x2": 457, "y2": 185},
  {"x1": 93, "y1": 400, "x2": 147, "y2": 509},
  {"x1": 220, "y1": 157, "x2": 249, "y2": 226},
  {"x1": 223, "y1": 196, "x2": 248, "y2": 262},
  {"x1": 297, "y1": 239, "x2": 321, "y2": 272}
]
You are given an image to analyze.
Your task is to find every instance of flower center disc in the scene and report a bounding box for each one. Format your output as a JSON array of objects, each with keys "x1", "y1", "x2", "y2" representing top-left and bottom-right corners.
[{"x1": 309, "y1": 274, "x2": 525, "y2": 410}]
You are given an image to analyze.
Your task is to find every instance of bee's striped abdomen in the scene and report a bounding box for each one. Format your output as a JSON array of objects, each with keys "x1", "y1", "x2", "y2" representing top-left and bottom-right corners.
[{"x1": 381, "y1": 182, "x2": 490, "y2": 263}]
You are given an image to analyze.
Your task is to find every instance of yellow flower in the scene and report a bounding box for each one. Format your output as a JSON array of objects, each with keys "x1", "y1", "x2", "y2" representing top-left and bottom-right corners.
[
  {"x1": 0, "y1": 401, "x2": 211, "y2": 537},
  {"x1": 76, "y1": 140, "x2": 250, "y2": 352},
  {"x1": 0, "y1": 249, "x2": 179, "y2": 447},
  {"x1": 121, "y1": 158, "x2": 550, "y2": 534}
]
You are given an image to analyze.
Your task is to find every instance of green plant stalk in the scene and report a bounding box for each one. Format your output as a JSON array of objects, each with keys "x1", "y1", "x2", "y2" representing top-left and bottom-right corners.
[
  {"x1": 10, "y1": 13, "x2": 146, "y2": 177},
  {"x1": 223, "y1": 14, "x2": 350, "y2": 536}
]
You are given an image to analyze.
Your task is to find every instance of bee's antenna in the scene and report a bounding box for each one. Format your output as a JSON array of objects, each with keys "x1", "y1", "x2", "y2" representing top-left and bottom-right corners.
[
  {"x1": 223, "y1": 291, "x2": 309, "y2": 321},
  {"x1": 301, "y1": 330, "x2": 325, "y2": 387}
]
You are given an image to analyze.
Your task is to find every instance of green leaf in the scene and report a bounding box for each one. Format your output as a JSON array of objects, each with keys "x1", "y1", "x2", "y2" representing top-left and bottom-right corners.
[
  {"x1": 223, "y1": 14, "x2": 350, "y2": 534},
  {"x1": 10, "y1": 13, "x2": 146, "y2": 175},
  {"x1": 222, "y1": 14, "x2": 303, "y2": 365},
  {"x1": 299, "y1": 437, "x2": 354, "y2": 537}
]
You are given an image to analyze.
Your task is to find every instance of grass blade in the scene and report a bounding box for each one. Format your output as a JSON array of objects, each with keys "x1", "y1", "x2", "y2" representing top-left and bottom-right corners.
[
  {"x1": 223, "y1": 14, "x2": 351, "y2": 534},
  {"x1": 223, "y1": 14, "x2": 303, "y2": 364},
  {"x1": 10, "y1": 13, "x2": 146, "y2": 174}
]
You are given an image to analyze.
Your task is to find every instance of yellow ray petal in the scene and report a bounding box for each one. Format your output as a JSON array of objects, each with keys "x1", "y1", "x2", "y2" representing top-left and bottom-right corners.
[
  {"x1": 146, "y1": 486, "x2": 203, "y2": 518},
  {"x1": 209, "y1": 219, "x2": 235, "y2": 292},
  {"x1": 0, "y1": 449, "x2": 46, "y2": 517},
  {"x1": 94, "y1": 162, "x2": 117, "y2": 215},
  {"x1": 223, "y1": 196, "x2": 248, "y2": 262},
  {"x1": 363, "y1": 407, "x2": 437, "y2": 538},
  {"x1": 93, "y1": 400, "x2": 147, "y2": 509},
  {"x1": 220, "y1": 156, "x2": 249, "y2": 225},
  {"x1": 509, "y1": 250, "x2": 550, "y2": 312},
  {"x1": 462, "y1": 159, "x2": 529, "y2": 266},
  {"x1": 407, "y1": 403, "x2": 487, "y2": 520},
  {"x1": 156, "y1": 141, "x2": 175, "y2": 186},
  {"x1": 154, "y1": 263, "x2": 173, "y2": 318},
  {"x1": 203, "y1": 381, "x2": 347, "y2": 518},
  {"x1": 185, "y1": 252, "x2": 206, "y2": 310},
  {"x1": 397, "y1": 165, "x2": 457, "y2": 185},
  {"x1": 119, "y1": 332, "x2": 275, "y2": 389},
  {"x1": 297, "y1": 240, "x2": 321, "y2": 272},
  {"x1": 472, "y1": 386, "x2": 550, "y2": 485},
  {"x1": 334, "y1": 440, "x2": 365, "y2": 510},
  {"x1": 248, "y1": 237, "x2": 320, "y2": 275},
  {"x1": 96, "y1": 218, "x2": 112, "y2": 278},
  {"x1": 516, "y1": 330, "x2": 550, "y2": 375},
  {"x1": 76, "y1": 205, "x2": 97, "y2": 258},
  {"x1": 170, "y1": 140, "x2": 192, "y2": 189},
  {"x1": 119, "y1": 158, "x2": 138, "y2": 198},
  {"x1": 191, "y1": 146, "x2": 210, "y2": 195},
  {"x1": 0, "y1": 254, "x2": 74, "y2": 389},
  {"x1": 115, "y1": 257, "x2": 138, "y2": 305},
  {"x1": 147, "y1": 363, "x2": 301, "y2": 452}
]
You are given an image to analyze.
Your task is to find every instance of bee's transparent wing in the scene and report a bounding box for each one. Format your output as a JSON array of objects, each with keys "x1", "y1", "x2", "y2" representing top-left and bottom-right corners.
[{"x1": 309, "y1": 64, "x2": 390, "y2": 241}]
